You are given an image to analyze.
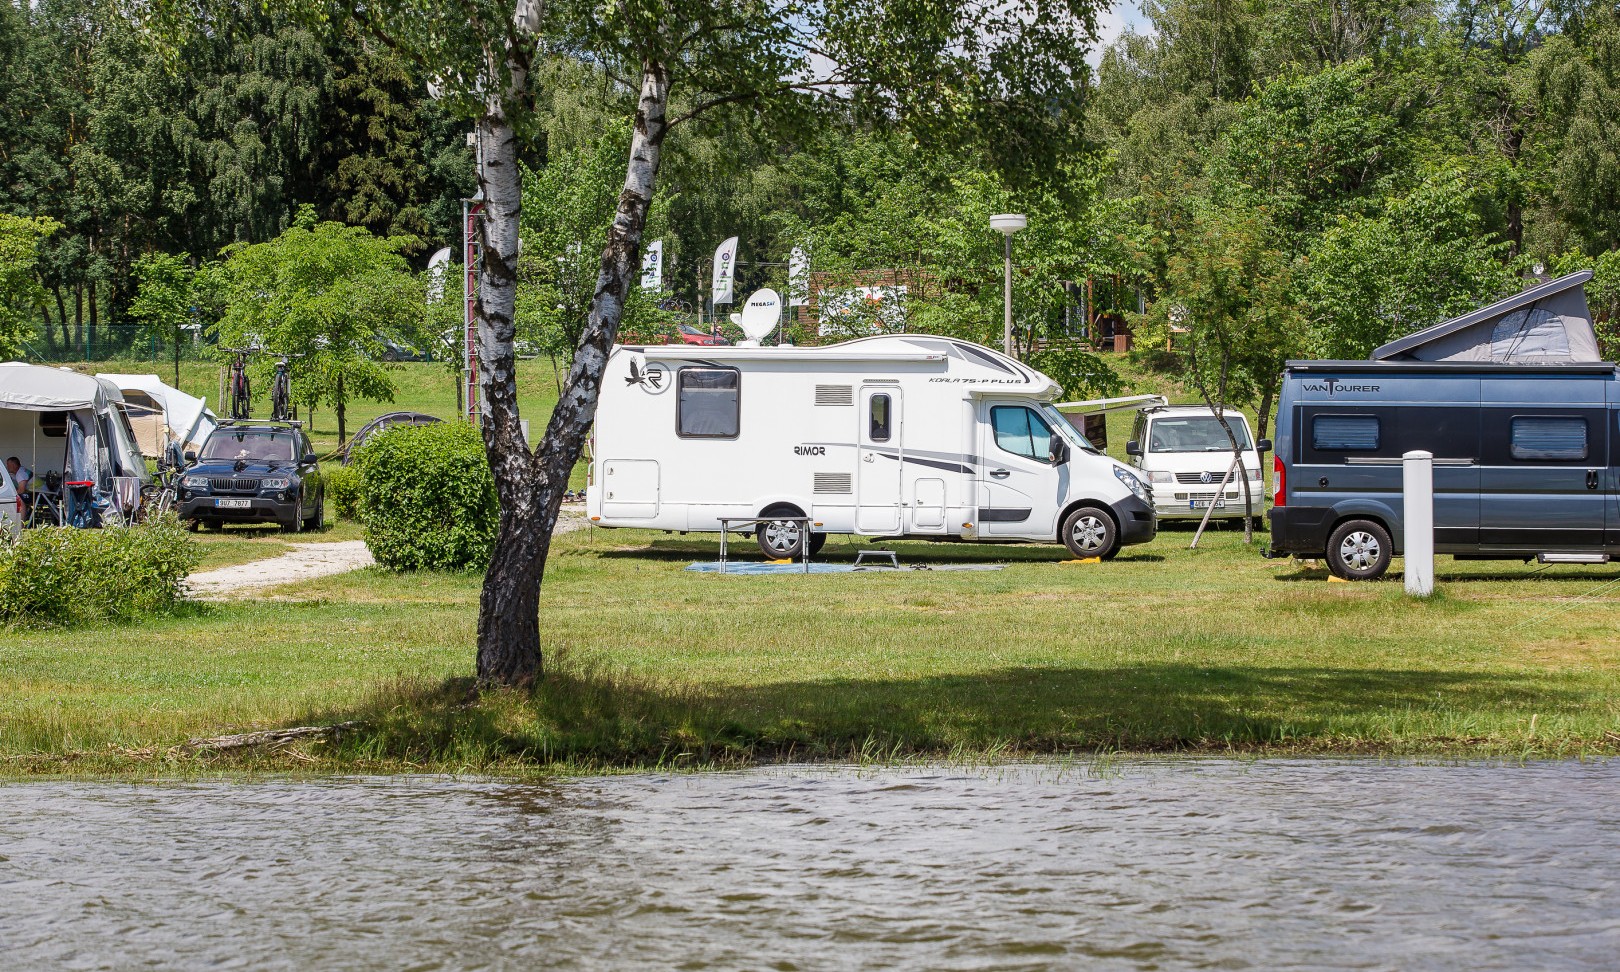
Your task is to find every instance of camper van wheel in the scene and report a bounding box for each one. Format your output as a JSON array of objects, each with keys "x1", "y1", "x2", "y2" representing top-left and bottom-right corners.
[
  {"x1": 1326, "y1": 519, "x2": 1392, "y2": 581},
  {"x1": 809, "y1": 532, "x2": 828, "y2": 556},
  {"x1": 185, "y1": 519, "x2": 202, "y2": 532},
  {"x1": 1062, "y1": 506, "x2": 1118, "y2": 560},
  {"x1": 756, "y1": 518, "x2": 806, "y2": 559}
]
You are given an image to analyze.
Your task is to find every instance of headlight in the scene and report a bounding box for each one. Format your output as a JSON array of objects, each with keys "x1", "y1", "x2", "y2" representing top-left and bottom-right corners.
[
  {"x1": 182, "y1": 475, "x2": 210, "y2": 489},
  {"x1": 1113, "y1": 466, "x2": 1149, "y2": 501},
  {"x1": 1147, "y1": 470, "x2": 1173, "y2": 484},
  {"x1": 261, "y1": 477, "x2": 292, "y2": 490}
]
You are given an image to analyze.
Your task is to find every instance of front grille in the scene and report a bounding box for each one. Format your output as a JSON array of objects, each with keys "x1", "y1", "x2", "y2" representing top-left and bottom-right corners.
[
  {"x1": 1175, "y1": 472, "x2": 1222, "y2": 484},
  {"x1": 209, "y1": 477, "x2": 261, "y2": 492}
]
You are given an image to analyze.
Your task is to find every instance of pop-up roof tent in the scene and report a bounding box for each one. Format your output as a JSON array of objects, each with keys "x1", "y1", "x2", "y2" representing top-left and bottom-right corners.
[
  {"x1": 1371, "y1": 270, "x2": 1601, "y2": 364},
  {"x1": 0, "y1": 363, "x2": 151, "y2": 523},
  {"x1": 96, "y1": 373, "x2": 218, "y2": 458}
]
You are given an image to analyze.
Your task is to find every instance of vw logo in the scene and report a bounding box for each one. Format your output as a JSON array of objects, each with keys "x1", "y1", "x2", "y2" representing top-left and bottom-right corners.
[{"x1": 1200, "y1": 471, "x2": 1213, "y2": 484}]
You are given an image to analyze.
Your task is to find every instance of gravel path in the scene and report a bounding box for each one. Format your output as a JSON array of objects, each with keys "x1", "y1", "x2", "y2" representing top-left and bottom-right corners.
[
  {"x1": 184, "y1": 512, "x2": 589, "y2": 600},
  {"x1": 185, "y1": 540, "x2": 375, "y2": 600}
]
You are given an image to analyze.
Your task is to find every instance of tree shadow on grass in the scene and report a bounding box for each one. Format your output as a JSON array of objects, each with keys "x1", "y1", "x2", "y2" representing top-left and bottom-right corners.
[
  {"x1": 587, "y1": 538, "x2": 1165, "y2": 566},
  {"x1": 299, "y1": 659, "x2": 1599, "y2": 769}
]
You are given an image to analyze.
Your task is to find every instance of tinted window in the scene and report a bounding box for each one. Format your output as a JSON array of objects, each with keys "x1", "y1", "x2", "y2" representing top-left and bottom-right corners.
[
  {"x1": 677, "y1": 368, "x2": 740, "y2": 438},
  {"x1": 1510, "y1": 416, "x2": 1587, "y2": 461},
  {"x1": 991, "y1": 406, "x2": 1055, "y2": 463},
  {"x1": 1313, "y1": 415, "x2": 1379, "y2": 451},
  {"x1": 38, "y1": 412, "x2": 66, "y2": 438},
  {"x1": 870, "y1": 394, "x2": 892, "y2": 442}
]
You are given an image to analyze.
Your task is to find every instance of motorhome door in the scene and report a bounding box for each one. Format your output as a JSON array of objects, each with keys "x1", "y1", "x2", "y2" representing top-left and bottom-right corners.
[
  {"x1": 856, "y1": 386, "x2": 903, "y2": 533},
  {"x1": 978, "y1": 401, "x2": 1063, "y2": 538}
]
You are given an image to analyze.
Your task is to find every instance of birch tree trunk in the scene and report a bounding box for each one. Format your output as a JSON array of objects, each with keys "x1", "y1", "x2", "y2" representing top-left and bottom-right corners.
[{"x1": 475, "y1": 61, "x2": 671, "y2": 687}]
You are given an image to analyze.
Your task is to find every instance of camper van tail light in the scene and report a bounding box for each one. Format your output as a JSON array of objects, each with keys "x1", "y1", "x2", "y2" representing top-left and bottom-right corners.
[{"x1": 1273, "y1": 455, "x2": 1286, "y2": 507}]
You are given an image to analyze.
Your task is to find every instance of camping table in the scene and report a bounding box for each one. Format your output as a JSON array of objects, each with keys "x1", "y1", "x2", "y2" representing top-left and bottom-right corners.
[{"x1": 716, "y1": 517, "x2": 814, "y2": 574}]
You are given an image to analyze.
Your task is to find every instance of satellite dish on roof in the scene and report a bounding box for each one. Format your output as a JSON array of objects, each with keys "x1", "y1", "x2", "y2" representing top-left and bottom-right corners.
[{"x1": 731, "y1": 288, "x2": 781, "y2": 347}]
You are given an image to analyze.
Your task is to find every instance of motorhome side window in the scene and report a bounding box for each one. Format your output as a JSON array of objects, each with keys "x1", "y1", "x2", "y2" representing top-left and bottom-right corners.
[
  {"x1": 1510, "y1": 416, "x2": 1587, "y2": 461},
  {"x1": 1312, "y1": 414, "x2": 1379, "y2": 451},
  {"x1": 991, "y1": 406, "x2": 1056, "y2": 463},
  {"x1": 677, "y1": 368, "x2": 740, "y2": 438},
  {"x1": 869, "y1": 394, "x2": 892, "y2": 441}
]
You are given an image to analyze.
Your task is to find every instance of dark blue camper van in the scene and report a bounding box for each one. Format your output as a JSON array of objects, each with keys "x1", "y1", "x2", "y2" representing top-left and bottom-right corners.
[{"x1": 1268, "y1": 271, "x2": 1617, "y2": 579}]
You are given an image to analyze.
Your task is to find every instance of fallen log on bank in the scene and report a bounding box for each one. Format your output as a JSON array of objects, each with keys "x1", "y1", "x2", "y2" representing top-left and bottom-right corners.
[{"x1": 180, "y1": 722, "x2": 363, "y2": 754}]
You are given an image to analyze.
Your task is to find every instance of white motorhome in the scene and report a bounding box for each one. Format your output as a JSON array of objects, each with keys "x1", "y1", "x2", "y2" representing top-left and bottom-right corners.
[
  {"x1": 586, "y1": 335, "x2": 1157, "y2": 559},
  {"x1": 1125, "y1": 405, "x2": 1268, "y2": 524}
]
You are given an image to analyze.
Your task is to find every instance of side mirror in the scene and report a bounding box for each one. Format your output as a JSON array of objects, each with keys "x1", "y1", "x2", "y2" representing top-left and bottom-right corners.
[
  {"x1": 1125, "y1": 439, "x2": 1142, "y2": 457},
  {"x1": 1256, "y1": 438, "x2": 1272, "y2": 453},
  {"x1": 184, "y1": 451, "x2": 197, "y2": 463},
  {"x1": 302, "y1": 453, "x2": 318, "y2": 465},
  {"x1": 1049, "y1": 435, "x2": 1070, "y2": 466}
]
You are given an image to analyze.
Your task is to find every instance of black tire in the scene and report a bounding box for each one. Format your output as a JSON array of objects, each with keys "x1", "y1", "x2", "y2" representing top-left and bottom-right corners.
[
  {"x1": 304, "y1": 490, "x2": 325, "y2": 531},
  {"x1": 1326, "y1": 519, "x2": 1392, "y2": 580},
  {"x1": 1249, "y1": 515, "x2": 1266, "y2": 533},
  {"x1": 281, "y1": 511, "x2": 302, "y2": 534},
  {"x1": 1061, "y1": 506, "x2": 1117, "y2": 559},
  {"x1": 808, "y1": 532, "x2": 827, "y2": 556},
  {"x1": 756, "y1": 517, "x2": 807, "y2": 559},
  {"x1": 185, "y1": 518, "x2": 202, "y2": 532}
]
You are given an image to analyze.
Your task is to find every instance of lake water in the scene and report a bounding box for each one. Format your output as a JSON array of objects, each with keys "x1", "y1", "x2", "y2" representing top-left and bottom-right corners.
[{"x1": 3, "y1": 760, "x2": 1616, "y2": 970}]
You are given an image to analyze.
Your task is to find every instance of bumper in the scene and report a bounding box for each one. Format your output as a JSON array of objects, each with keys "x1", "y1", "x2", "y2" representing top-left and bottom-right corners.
[
  {"x1": 1266, "y1": 506, "x2": 1335, "y2": 558},
  {"x1": 180, "y1": 495, "x2": 298, "y2": 524},
  {"x1": 1111, "y1": 494, "x2": 1158, "y2": 546}
]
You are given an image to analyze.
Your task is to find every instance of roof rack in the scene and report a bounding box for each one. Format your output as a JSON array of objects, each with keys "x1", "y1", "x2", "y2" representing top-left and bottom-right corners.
[{"x1": 216, "y1": 418, "x2": 304, "y2": 429}]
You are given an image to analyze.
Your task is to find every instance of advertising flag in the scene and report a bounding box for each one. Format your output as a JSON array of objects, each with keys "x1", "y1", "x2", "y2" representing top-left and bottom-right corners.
[
  {"x1": 711, "y1": 236, "x2": 738, "y2": 305},
  {"x1": 788, "y1": 246, "x2": 810, "y2": 307},
  {"x1": 640, "y1": 239, "x2": 663, "y2": 291}
]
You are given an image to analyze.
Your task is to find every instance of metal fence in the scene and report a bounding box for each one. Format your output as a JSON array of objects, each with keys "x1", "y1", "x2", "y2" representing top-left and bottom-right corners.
[{"x1": 19, "y1": 323, "x2": 211, "y2": 364}]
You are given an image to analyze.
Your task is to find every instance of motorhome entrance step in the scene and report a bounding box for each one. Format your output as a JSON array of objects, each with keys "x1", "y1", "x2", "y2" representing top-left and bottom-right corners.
[
  {"x1": 1537, "y1": 552, "x2": 1611, "y2": 564},
  {"x1": 853, "y1": 550, "x2": 899, "y2": 569}
]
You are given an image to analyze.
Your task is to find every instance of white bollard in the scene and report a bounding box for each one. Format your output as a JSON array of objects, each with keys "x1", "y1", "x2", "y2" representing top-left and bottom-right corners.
[{"x1": 1403, "y1": 450, "x2": 1435, "y2": 597}]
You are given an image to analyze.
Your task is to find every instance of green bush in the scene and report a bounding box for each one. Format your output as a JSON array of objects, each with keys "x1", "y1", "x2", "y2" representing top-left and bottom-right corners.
[
  {"x1": 356, "y1": 421, "x2": 497, "y2": 571},
  {"x1": 326, "y1": 464, "x2": 363, "y2": 520},
  {"x1": 0, "y1": 517, "x2": 199, "y2": 628}
]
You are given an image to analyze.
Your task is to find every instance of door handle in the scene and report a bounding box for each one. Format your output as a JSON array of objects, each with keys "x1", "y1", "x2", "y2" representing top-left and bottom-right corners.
[
  {"x1": 990, "y1": 469, "x2": 1010, "y2": 479},
  {"x1": 1588, "y1": 469, "x2": 1600, "y2": 490}
]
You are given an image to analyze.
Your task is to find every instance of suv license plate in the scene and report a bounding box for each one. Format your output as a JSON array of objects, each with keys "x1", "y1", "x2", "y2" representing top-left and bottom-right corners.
[{"x1": 215, "y1": 498, "x2": 251, "y2": 509}]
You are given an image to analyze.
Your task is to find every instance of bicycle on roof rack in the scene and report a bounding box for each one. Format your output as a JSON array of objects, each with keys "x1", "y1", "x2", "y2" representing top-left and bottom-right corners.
[
  {"x1": 269, "y1": 352, "x2": 304, "y2": 422},
  {"x1": 220, "y1": 345, "x2": 258, "y2": 420}
]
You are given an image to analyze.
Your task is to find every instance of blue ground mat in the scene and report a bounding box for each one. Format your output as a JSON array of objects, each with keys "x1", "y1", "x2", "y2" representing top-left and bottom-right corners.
[{"x1": 684, "y1": 562, "x2": 1006, "y2": 574}]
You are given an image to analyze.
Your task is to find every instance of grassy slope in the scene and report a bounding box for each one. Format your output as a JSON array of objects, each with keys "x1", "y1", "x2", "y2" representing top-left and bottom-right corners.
[
  {"x1": 9, "y1": 350, "x2": 1614, "y2": 775},
  {"x1": 4, "y1": 522, "x2": 1617, "y2": 775}
]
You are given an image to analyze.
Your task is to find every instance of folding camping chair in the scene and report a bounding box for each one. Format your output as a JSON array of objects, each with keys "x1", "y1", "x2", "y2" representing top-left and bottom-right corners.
[{"x1": 26, "y1": 473, "x2": 64, "y2": 528}]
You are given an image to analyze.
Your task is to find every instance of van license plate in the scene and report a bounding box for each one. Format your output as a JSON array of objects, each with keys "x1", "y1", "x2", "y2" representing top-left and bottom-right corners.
[
  {"x1": 215, "y1": 498, "x2": 251, "y2": 509},
  {"x1": 1190, "y1": 499, "x2": 1226, "y2": 509}
]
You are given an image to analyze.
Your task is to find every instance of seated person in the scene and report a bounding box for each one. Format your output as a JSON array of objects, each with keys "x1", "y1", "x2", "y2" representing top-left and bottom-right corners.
[{"x1": 6, "y1": 456, "x2": 31, "y2": 498}]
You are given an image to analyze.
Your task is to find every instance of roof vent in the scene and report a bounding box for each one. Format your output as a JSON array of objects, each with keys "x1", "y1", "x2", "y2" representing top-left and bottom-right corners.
[
  {"x1": 815, "y1": 384, "x2": 853, "y2": 406},
  {"x1": 813, "y1": 472, "x2": 853, "y2": 494}
]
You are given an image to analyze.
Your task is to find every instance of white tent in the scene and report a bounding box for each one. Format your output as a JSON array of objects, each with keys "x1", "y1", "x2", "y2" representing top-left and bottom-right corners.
[
  {"x1": 1371, "y1": 271, "x2": 1602, "y2": 364},
  {"x1": 0, "y1": 363, "x2": 150, "y2": 524},
  {"x1": 97, "y1": 373, "x2": 218, "y2": 458}
]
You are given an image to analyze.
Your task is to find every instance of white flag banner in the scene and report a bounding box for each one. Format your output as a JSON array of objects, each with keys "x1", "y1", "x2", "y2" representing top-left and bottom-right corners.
[
  {"x1": 640, "y1": 239, "x2": 663, "y2": 291},
  {"x1": 711, "y1": 236, "x2": 738, "y2": 305},
  {"x1": 788, "y1": 246, "x2": 810, "y2": 307}
]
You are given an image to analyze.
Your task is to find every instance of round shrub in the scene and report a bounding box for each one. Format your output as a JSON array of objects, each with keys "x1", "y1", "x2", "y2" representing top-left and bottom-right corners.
[
  {"x1": 355, "y1": 421, "x2": 498, "y2": 571},
  {"x1": 325, "y1": 464, "x2": 363, "y2": 521},
  {"x1": 0, "y1": 516, "x2": 199, "y2": 628}
]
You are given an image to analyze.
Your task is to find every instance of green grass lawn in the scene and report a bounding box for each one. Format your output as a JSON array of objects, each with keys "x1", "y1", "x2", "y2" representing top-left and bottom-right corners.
[{"x1": 4, "y1": 519, "x2": 1618, "y2": 776}]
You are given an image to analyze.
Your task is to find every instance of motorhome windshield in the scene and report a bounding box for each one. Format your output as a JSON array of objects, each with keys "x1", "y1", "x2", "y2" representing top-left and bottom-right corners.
[
  {"x1": 1149, "y1": 415, "x2": 1252, "y2": 453},
  {"x1": 1040, "y1": 405, "x2": 1101, "y2": 453},
  {"x1": 202, "y1": 430, "x2": 295, "y2": 462}
]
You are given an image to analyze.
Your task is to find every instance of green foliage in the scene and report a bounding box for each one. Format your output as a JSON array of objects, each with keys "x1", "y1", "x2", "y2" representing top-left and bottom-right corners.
[
  {"x1": 215, "y1": 208, "x2": 425, "y2": 439},
  {"x1": 0, "y1": 518, "x2": 198, "y2": 629},
  {"x1": 355, "y1": 422, "x2": 497, "y2": 571},
  {"x1": 0, "y1": 214, "x2": 60, "y2": 357},
  {"x1": 325, "y1": 463, "x2": 363, "y2": 520}
]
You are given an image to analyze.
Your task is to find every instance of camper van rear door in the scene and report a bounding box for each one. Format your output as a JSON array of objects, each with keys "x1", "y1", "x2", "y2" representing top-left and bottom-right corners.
[{"x1": 855, "y1": 387, "x2": 903, "y2": 533}]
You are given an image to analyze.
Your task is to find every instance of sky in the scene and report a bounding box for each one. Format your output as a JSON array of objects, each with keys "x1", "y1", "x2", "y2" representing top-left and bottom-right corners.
[{"x1": 1088, "y1": 1, "x2": 1153, "y2": 67}]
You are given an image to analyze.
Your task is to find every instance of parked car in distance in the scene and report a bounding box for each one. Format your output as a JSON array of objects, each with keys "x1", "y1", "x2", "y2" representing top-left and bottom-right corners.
[
  {"x1": 177, "y1": 421, "x2": 324, "y2": 532},
  {"x1": 1125, "y1": 405, "x2": 1268, "y2": 525},
  {"x1": 676, "y1": 324, "x2": 729, "y2": 346},
  {"x1": 377, "y1": 334, "x2": 431, "y2": 362}
]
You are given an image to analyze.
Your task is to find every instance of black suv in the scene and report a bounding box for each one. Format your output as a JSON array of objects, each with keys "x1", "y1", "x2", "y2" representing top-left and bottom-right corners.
[{"x1": 179, "y1": 421, "x2": 325, "y2": 532}]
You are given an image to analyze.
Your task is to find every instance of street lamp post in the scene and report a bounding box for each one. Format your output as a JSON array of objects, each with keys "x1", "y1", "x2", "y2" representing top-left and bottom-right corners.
[{"x1": 989, "y1": 214, "x2": 1027, "y2": 358}]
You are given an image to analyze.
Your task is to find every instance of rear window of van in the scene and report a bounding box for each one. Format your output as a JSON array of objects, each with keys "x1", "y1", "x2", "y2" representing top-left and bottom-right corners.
[{"x1": 1312, "y1": 415, "x2": 1379, "y2": 451}]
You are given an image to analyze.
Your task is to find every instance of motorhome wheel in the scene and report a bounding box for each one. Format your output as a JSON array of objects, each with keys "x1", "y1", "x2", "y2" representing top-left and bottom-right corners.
[
  {"x1": 756, "y1": 518, "x2": 806, "y2": 559},
  {"x1": 1062, "y1": 507, "x2": 1118, "y2": 560},
  {"x1": 1326, "y1": 519, "x2": 1392, "y2": 581}
]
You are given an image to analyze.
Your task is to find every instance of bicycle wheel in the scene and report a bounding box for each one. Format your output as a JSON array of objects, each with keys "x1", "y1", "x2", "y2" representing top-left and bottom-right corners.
[{"x1": 272, "y1": 378, "x2": 289, "y2": 421}]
